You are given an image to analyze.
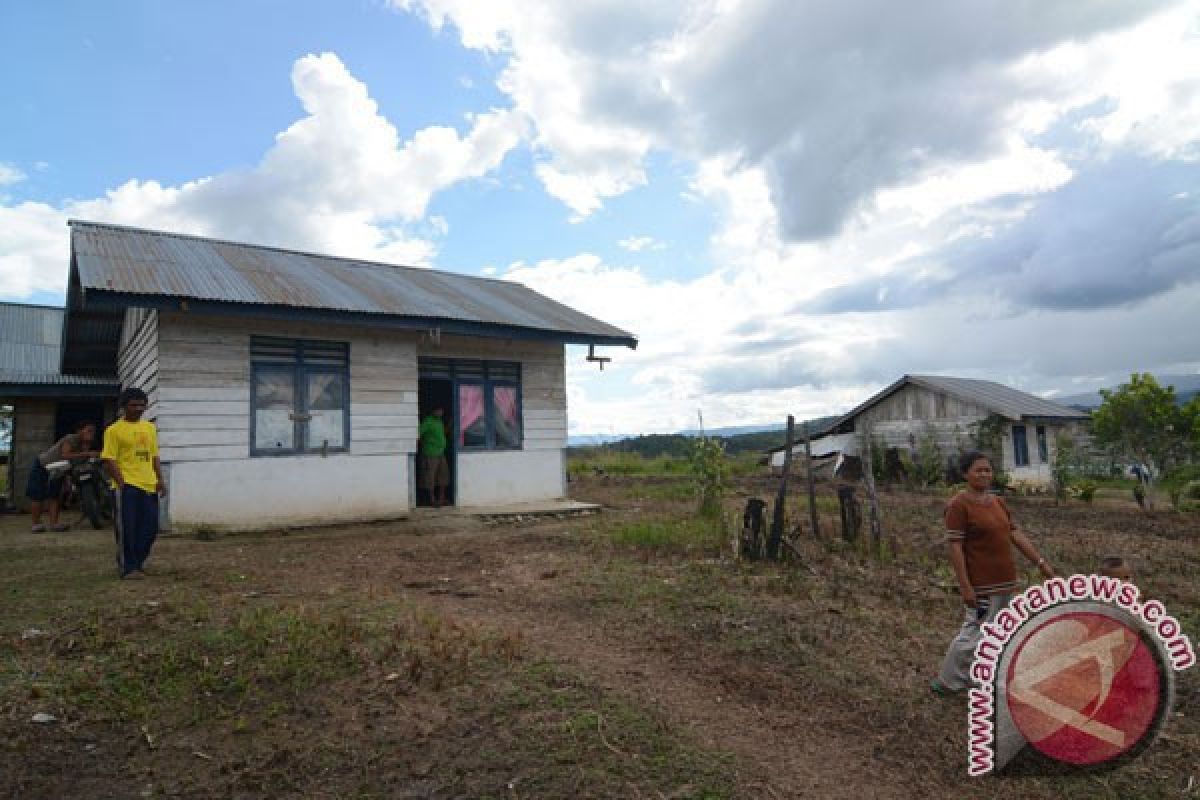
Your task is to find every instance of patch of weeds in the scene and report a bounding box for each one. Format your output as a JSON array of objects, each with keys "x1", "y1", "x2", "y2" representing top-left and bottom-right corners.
[{"x1": 604, "y1": 516, "x2": 726, "y2": 556}]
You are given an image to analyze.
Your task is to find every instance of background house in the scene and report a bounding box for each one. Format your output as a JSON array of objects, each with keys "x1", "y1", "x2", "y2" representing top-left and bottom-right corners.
[
  {"x1": 8, "y1": 220, "x2": 636, "y2": 530},
  {"x1": 768, "y1": 375, "x2": 1090, "y2": 486},
  {"x1": 0, "y1": 302, "x2": 119, "y2": 510}
]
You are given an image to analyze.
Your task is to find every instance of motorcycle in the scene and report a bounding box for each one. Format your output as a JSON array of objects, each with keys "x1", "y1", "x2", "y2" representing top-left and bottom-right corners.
[{"x1": 61, "y1": 457, "x2": 114, "y2": 530}]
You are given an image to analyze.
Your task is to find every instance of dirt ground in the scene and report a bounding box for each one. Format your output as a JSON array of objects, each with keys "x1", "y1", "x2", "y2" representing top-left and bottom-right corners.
[{"x1": 1, "y1": 474, "x2": 1197, "y2": 799}]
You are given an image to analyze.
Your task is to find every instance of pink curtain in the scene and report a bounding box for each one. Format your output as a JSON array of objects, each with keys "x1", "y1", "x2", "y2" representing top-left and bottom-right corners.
[
  {"x1": 494, "y1": 386, "x2": 518, "y2": 426},
  {"x1": 458, "y1": 384, "x2": 485, "y2": 446},
  {"x1": 493, "y1": 386, "x2": 519, "y2": 447}
]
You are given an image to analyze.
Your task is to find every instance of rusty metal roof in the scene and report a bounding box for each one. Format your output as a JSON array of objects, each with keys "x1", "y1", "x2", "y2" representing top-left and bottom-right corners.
[{"x1": 68, "y1": 220, "x2": 637, "y2": 347}]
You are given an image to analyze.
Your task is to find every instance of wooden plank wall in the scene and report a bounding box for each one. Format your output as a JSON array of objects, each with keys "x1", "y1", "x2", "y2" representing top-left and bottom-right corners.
[
  {"x1": 154, "y1": 313, "x2": 418, "y2": 464},
  {"x1": 117, "y1": 308, "x2": 159, "y2": 418},
  {"x1": 857, "y1": 385, "x2": 989, "y2": 453},
  {"x1": 417, "y1": 334, "x2": 567, "y2": 451}
]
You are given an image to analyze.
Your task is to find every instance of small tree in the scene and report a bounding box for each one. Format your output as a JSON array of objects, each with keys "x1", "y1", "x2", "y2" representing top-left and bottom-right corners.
[
  {"x1": 690, "y1": 436, "x2": 728, "y2": 519},
  {"x1": 1092, "y1": 373, "x2": 1191, "y2": 475},
  {"x1": 1051, "y1": 433, "x2": 1077, "y2": 503}
]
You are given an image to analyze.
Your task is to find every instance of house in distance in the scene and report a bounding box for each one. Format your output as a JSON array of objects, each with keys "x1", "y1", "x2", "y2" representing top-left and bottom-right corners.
[
  {"x1": 768, "y1": 375, "x2": 1090, "y2": 486},
  {"x1": 4, "y1": 220, "x2": 636, "y2": 529}
]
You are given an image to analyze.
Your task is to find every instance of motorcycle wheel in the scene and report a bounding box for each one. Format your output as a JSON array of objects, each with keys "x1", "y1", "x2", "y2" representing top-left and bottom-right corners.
[{"x1": 81, "y1": 482, "x2": 104, "y2": 530}]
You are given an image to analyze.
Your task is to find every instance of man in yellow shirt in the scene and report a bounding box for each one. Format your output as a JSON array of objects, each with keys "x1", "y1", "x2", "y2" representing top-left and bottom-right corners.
[{"x1": 101, "y1": 388, "x2": 167, "y2": 580}]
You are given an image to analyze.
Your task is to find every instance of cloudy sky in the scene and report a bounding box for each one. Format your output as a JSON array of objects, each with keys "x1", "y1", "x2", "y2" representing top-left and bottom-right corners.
[{"x1": 2, "y1": 1, "x2": 1198, "y2": 435}]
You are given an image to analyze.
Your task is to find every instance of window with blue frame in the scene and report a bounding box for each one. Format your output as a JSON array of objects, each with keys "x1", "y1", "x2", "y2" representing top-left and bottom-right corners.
[
  {"x1": 250, "y1": 337, "x2": 350, "y2": 456},
  {"x1": 1012, "y1": 424, "x2": 1030, "y2": 467},
  {"x1": 419, "y1": 359, "x2": 522, "y2": 451},
  {"x1": 1036, "y1": 425, "x2": 1048, "y2": 463}
]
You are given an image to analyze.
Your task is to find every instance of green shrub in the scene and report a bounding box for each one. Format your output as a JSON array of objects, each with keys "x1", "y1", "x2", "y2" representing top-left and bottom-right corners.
[{"x1": 690, "y1": 437, "x2": 728, "y2": 519}]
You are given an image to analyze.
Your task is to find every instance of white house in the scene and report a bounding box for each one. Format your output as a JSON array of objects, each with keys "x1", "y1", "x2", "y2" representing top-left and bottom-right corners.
[
  {"x1": 767, "y1": 375, "x2": 1090, "y2": 486},
  {"x1": 28, "y1": 220, "x2": 637, "y2": 530}
]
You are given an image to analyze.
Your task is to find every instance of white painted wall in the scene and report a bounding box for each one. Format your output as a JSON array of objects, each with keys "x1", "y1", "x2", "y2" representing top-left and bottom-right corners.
[
  {"x1": 455, "y1": 449, "x2": 566, "y2": 506},
  {"x1": 168, "y1": 454, "x2": 409, "y2": 529}
]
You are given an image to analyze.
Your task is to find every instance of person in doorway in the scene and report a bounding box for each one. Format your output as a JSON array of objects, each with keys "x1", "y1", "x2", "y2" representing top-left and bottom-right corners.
[
  {"x1": 27, "y1": 420, "x2": 101, "y2": 532},
  {"x1": 101, "y1": 388, "x2": 167, "y2": 580},
  {"x1": 931, "y1": 450, "x2": 1056, "y2": 695},
  {"x1": 418, "y1": 407, "x2": 450, "y2": 508}
]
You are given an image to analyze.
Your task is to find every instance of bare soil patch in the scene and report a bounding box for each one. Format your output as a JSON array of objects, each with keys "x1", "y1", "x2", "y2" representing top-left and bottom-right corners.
[{"x1": 1, "y1": 474, "x2": 1196, "y2": 798}]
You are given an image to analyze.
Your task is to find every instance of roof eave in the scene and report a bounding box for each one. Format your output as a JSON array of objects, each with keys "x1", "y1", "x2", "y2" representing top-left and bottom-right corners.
[{"x1": 81, "y1": 290, "x2": 639, "y2": 349}]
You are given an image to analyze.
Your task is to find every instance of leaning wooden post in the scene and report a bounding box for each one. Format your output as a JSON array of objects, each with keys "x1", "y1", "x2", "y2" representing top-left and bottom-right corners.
[
  {"x1": 861, "y1": 422, "x2": 884, "y2": 556},
  {"x1": 803, "y1": 424, "x2": 820, "y2": 539},
  {"x1": 768, "y1": 415, "x2": 795, "y2": 560}
]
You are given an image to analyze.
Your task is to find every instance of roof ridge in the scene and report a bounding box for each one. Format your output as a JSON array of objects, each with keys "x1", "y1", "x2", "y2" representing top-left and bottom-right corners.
[{"x1": 67, "y1": 219, "x2": 523, "y2": 289}]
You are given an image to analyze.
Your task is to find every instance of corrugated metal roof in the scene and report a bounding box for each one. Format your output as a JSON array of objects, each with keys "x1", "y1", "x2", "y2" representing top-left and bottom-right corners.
[
  {"x1": 69, "y1": 220, "x2": 638, "y2": 346},
  {"x1": 907, "y1": 375, "x2": 1090, "y2": 420},
  {"x1": 0, "y1": 302, "x2": 63, "y2": 374},
  {"x1": 811, "y1": 373, "x2": 1089, "y2": 440},
  {"x1": 0, "y1": 302, "x2": 119, "y2": 395},
  {"x1": 0, "y1": 371, "x2": 118, "y2": 386}
]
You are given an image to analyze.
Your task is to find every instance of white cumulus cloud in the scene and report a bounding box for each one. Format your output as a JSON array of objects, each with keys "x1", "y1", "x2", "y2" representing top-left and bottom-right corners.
[{"x1": 0, "y1": 52, "x2": 526, "y2": 300}]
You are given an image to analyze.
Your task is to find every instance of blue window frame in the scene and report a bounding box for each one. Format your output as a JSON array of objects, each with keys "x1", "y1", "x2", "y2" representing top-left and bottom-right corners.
[
  {"x1": 419, "y1": 358, "x2": 522, "y2": 451},
  {"x1": 250, "y1": 337, "x2": 350, "y2": 456},
  {"x1": 1036, "y1": 425, "x2": 1048, "y2": 463},
  {"x1": 1012, "y1": 424, "x2": 1029, "y2": 467}
]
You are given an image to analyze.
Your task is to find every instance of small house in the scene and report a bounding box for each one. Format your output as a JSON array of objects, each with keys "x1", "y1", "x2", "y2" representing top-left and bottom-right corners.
[
  {"x1": 1, "y1": 302, "x2": 119, "y2": 509},
  {"x1": 767, "y1": 375, "x2": 1089, "y2": 486},
  {"x1": 7, "y1": 220, "x2": 636, "y2": 529}
]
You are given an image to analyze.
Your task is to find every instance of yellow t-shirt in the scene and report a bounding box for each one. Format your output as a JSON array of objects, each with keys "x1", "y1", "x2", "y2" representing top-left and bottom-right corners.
[{"x1": 101, "y1": 419, "x2": 160, "y2": 493}]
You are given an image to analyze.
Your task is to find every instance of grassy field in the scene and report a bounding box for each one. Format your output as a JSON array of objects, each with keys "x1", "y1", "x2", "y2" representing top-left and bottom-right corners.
[{"x1": 1, "y1": 463, "x2": 1196, "y2": 798}]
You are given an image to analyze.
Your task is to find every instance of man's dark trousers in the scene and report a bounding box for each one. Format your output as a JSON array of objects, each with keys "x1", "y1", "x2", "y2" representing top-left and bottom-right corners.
[{"x1": 114, "y1": 485, "x2": 159, "y2": 576}]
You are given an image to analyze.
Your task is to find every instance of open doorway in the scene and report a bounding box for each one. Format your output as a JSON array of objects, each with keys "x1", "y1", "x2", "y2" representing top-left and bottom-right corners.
[
  {"x1": 416, "y1": 378, "x2": 454, "y2": 507},
  {"x1": 55, "y1": 401, "x2": 106, "y2": 440}
]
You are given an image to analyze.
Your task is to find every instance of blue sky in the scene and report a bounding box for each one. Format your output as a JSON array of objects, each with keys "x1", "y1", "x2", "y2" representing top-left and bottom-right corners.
[{"x1": 2, "y1": 1, "x2": 1198, "y2": 434}]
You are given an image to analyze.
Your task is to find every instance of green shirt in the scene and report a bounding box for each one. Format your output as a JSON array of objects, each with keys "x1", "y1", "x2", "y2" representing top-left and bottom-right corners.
[{"x1": 418, "y1": 415, "x2": 447, "y2": 457}]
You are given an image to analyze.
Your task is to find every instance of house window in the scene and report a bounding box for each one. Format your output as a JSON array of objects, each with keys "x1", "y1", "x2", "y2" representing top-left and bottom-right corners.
[
  {"x1": 1012, "y1": 424, "x2": 1029, "y2": 467},
  {"x1": 1036, "y1": 425, "x2": 1048, "y2": 463},
  {"x1": 419, "y1": 359, "x2": 522, "y2": 451},
  {"x1": 250, "y1": 337, "x2": 349, "y2": 456}
]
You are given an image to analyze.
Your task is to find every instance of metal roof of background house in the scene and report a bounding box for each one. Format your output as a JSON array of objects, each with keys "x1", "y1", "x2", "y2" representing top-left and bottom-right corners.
[
  {"x1": 67, "y1": 220, "x2": 638, "y2": 347},
  {"x1": 813, "y1": 374, "x2": 1089, "y2": 440},
  {"x1": 0, "y1": 302, "x2": 119, "y2": 396},
  {"x1": 904, "y1": 375, "x2": 1091, "y2": 420}
]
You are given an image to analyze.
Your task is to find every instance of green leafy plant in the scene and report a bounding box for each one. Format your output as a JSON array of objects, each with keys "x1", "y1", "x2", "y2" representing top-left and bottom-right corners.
[
  {"x1": 689, "y1": 436, "x2": 728, "y2": 519},
  {"x1": 1052, "y1": 433, "x2": 1077, "y2": 502},
  {"x1": 1077, "y1": 479, "x2": 1097, "y2": 504}
]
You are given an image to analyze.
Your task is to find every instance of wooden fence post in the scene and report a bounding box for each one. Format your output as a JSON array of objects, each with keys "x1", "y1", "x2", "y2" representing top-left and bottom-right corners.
[
  {"x1": 837, "y1": 485, "x2": 860, "y2": 543},
  {"x1": 861, "y1": 422, "x2": 884, "y2": 556},
  {"x1": 804, "y1": 424, "x2": 820, "y2": 539},
  {"x1": 768, "y1": 415, "x2": 794, "y2": 560}
]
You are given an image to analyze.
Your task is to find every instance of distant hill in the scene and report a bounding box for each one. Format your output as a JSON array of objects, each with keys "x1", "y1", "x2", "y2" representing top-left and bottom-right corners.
[
  {"x1": 1052, "y1": 374, "x2": 1200, "y2": 410},
  {"x1": 568, "y1": 416, "x2": 839, "y2": 457}
]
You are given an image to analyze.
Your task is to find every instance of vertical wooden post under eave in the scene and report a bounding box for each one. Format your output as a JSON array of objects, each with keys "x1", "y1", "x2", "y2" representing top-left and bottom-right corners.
[
  {"x1": 861, "y1": 421, "x2": 884, "y2": 555},
  {"x1": 768, "y1": 414, "x2": 795, "y2": 560},
  {"x1": 804, "y1": 424, "x2": 820, "y2": 539}
]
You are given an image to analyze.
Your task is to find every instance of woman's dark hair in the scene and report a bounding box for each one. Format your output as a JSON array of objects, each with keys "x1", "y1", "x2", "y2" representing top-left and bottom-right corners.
[
  {"x1": 958, "y1": 450, "x2": 991, "y2": 476},
  {"x1": 118, "y1": 387, "x2": 149, "y2": 408},
  {"x1": 75, "y1": 420, "x2": 97, "y2": 432}
]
